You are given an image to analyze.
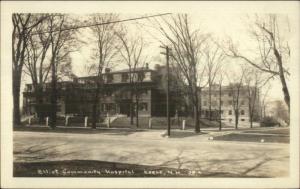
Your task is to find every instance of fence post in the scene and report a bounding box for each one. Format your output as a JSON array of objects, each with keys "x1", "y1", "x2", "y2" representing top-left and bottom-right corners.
[
  {"x1": 84, "y1": 116, "x2": 88, "y2": 127},
  {"x1": 65, "y1": 116, "x2": 69, "y2": 126},
  {"x1": 148, "y1": 117, "x2": 152, "y2": 129},
  {"x1": 182, "y1": 120, "x2": 186, "y2": 130},
  {"x1": 46, "y1": 117, "x2": 49, "y2": 126},
  {"x1": 107, "y1": 113, "x2": 110, "y2": 128},
  {"x1": 28, "y1": 117, "x2": 31, "y2": 126}
]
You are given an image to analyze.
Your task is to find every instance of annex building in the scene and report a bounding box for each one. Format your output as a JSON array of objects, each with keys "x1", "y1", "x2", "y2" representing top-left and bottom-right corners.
[{"x1": 200, "y1": 84, "x2": 261, "y2": 123}]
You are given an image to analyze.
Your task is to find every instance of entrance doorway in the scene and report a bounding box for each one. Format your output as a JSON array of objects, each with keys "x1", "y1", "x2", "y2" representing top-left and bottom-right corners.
[{"x1": 119, "y1": 100, "x2": 131, "y2": 117}]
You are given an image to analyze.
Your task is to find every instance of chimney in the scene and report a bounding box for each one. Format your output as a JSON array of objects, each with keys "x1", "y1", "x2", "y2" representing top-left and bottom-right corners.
[
  {"x1": 154, "y1": 64, "x2": 160, "y2": 70},
  {"x1": 105, "y1": 68, "x2": 111, "y2": 73},
  {"x1": 145, "y1": 63, "x2": 149, "y2": 69}
]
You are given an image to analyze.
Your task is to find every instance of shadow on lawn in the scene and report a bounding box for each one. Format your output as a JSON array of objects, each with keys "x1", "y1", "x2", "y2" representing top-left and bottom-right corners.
[
  {"x1": 161, "y1": 130, "x2": 208, "y2": 138},
  {"x1": 14, "y1": 126, "x2": 209, "y2": 138},
  {"x1": 157, "y1": 150, "x2": 286, "y2": 177},
  {"x1": 14, "y1": 126, "x2": 147, "y2": 136},
  {"x1": 213, "y1": 133, "x2": 289, "y2": 143}
]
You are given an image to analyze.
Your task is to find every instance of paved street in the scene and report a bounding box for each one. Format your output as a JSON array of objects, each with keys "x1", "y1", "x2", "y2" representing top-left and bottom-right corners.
[{"x1": 13, "y1": 127, "x2": 289, "y2": 177}]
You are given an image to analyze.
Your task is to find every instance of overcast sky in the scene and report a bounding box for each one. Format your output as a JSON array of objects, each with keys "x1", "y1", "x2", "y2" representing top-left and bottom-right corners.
[
  {"x1": 69, "y1": 13, "x2": 290, "y2": 101},
  {"x1": 2, "y1": 1, "x2": 298, "y2": 109}
]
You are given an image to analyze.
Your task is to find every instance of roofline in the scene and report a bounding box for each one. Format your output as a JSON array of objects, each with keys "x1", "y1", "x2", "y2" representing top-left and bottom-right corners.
[{"x1": 78, "y1": 69, "x2": 156, "y2": 79}]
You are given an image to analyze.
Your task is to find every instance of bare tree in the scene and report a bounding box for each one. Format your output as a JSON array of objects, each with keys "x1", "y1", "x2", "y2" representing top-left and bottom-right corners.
[
  {"x1": 226, "y1": 68, "x2": 245, "y2": 129},
  {"x1": 168, "y1": 61, "x2": 190, "y2": 125},
  {"x1": 12, "y1": 13, "x2": 47, "y2": 126},
  {"x1": 153, "y1": 14, "x2": 208, "y2": 133},
  {"x1": 48, "y1": 14, "x2": 78, "y2": 129},
  {"x1": 88, "y1": 14, "x2": 120, "y2": 129},
  {"x1": 116, "y1": 29, "x2": 148, "y2": 128},
  {"x1": 260, "y1": 84, "x2": 271, "y2": 119},
  {"x1": 226, "y1": 14, "x2": 290, "y2": 111},
  {"x1": 134, "y1": 63, "x2": 148, "y2": 128},
  {"x1": 24, "y1": 17, "x2": 51, "y2": 123},
  {"x1": 243, "y1": 68, "x2": 262, "y2": 128},
  {"x1": 203, "y1": 40, "x2": 225, "y2": 120},
  {"x1": 217, "y1": 72, "x2": 224, "y2": 130}
]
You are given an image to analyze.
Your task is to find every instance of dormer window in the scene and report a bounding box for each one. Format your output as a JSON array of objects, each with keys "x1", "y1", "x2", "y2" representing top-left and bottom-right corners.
[{"x1": 121, "y1": 73, "x2": 128, "y2": 82}]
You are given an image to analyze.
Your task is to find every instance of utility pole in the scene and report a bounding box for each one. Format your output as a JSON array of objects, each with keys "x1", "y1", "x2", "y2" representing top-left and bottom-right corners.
[
  {"x1": 160, "y1": 46, "x2": 171, "y2": 137},
  {"x1": 219, "y1": 83, "x2": 222, "y2": 131}
]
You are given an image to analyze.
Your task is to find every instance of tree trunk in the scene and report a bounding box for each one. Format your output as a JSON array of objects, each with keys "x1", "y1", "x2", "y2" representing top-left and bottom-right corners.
[
  {"x1": 13, "y1": 74, "x2": 21, "y2": 126},
  {"x1": 136, "y1": 97, "x2": 139, "y2": 128},
  {"x1": 209, "y1": 85, "x2": 212, "y2": 120},
  {"x1": 92, "y1": 103, "x2": 97, "y2": 129},
  {"x1": 92, "y1": 91, "x2": 98, "y2": 129},
  {"x1": 92, "y1": 80, "x2": 102, "y2": 129},
  {"x1": 35, "y1": 85, "x2": 44, "y2": 124},
  {"x1": 274, "y1": 48, "x2": 290, "y2": 111},
  {"x1": 235, "y1": 109, "x2": 239, "y2": 129},
  {"x1": 219, "y1": 85, "x2": 222, "y2": 131},
  {"x1": 194, "y1": 92, "x2": 200, "y2": 133},
  {"x1": 194, "y1": 104, "x2": 200, "y2": 133},
  {"x1": 50, "y1": 59, "x2": 57, "y2": 129},
  {"x1": 130, "y1": 89, "x2": 134, "y2": 125},
  {"x1": 199, "y1": 88, "x2": 202, "y2": 120}
]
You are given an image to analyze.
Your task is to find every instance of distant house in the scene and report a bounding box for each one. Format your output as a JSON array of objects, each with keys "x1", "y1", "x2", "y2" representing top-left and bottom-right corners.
[
  {"x1": 22, "y1": 65, "x2": 184, "y2": 118},
  {"x1": 265, "y1": 100, "x2": 289, "y2": 126}
]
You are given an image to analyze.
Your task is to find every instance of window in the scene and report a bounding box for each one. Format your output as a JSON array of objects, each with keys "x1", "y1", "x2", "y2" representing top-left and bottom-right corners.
[
  {"x1": 241, "y1": 119, "x2": 245, "y2": 121},
  {"x1": 122, "y1": 91, "x2": 130, "y2": 99},
  {"x1": 138, "y1": 72, "x2": 145, "y2": 81},
  {"x1": 212, "y1": 101, "x2": 217, "y2": 106},
  {"x1": 121, "y1": 73, "x2": 128, "y2": 82},
  {"x1": 139, "y1": 103, "x2": 148, "y2": 111},
  {"x1": 228, "y1": 92, "x2": 232, "y2": 97},
  {"x1": 106, "y1": 74, "x2": 113, "y2": 83},
  {"x1": 241, "y1": 101, "x2": 245, "y2": 105},
  {"x1": 78, "y1": 79, "x2": 85, "y2": 84},
  {"x1": 228, "y1": 110, "x2": 232, "y2": 115},
  {"x1": 56, "y1": 105, "x2": 61, "y2": 112},
  {"x1": 108, "y1": 103, "x2": 115, "y2": 111},
  {"x1": 241, "y1": 110, "x2": 245, "y2": 115}
]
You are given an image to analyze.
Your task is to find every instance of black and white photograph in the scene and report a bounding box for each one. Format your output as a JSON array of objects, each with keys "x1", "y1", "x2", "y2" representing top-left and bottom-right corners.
[{"x1": 1, "y1": 1, "x2": 299, "y2": 188}]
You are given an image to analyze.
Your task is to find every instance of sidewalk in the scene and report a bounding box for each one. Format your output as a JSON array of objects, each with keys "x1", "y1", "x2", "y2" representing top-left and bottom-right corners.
[{"x1": 14, "y1": 124, "x2": 289, "y2": 144}]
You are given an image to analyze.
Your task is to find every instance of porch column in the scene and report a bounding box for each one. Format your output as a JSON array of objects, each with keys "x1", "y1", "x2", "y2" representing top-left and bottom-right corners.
[{"x1": 116, "y1": 103, "x2": 120, "y2": 114}]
